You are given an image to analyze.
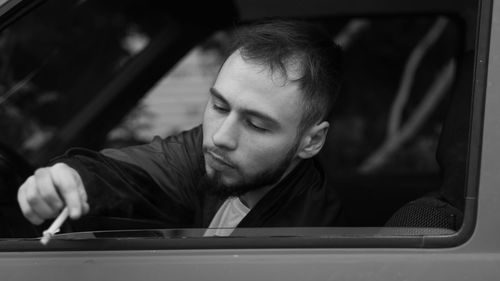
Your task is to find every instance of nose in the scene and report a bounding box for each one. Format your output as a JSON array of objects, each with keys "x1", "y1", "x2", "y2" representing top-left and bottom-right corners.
[{"x1": 212, "y1": 114, "x2": 238, "y2": 150}]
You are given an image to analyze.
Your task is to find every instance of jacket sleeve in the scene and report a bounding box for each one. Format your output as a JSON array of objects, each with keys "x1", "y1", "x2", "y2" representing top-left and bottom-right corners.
[{"x1": 54, "y1": 127, "x2": 205, "y2": 228}]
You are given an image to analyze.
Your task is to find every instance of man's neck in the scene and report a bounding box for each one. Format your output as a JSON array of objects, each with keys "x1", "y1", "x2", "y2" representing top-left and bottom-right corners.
[{"x1": 239, "y1": 159, "x2": 301, "y2": 208}]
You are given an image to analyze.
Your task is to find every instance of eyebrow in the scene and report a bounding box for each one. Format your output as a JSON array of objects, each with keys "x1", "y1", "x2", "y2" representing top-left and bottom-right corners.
[{"x1": 209, "y1": 87, "x2": 281, "y2": 129}]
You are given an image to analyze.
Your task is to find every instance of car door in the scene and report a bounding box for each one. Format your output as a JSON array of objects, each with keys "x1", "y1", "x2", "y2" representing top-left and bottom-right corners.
[{"x1": 0, "y1": 0, "x2": 498, "y2": 280}]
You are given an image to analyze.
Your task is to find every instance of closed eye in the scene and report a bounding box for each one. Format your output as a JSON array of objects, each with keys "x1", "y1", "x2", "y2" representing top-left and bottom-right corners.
[
  {"x1": 212, "y1": 101, "x2": 229, "y2": 113},
  {"x1": 246, "y1": 119, "x2": 268, "y2": 132}
]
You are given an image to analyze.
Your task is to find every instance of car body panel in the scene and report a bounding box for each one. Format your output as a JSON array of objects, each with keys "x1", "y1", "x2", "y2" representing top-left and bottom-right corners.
[{"x1": 473, "y1": 0, "x2": 500, "y2": 253}]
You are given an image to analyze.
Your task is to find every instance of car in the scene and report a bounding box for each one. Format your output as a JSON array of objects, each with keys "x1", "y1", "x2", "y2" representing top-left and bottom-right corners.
[{"x1": 0, "y1": 0, "x2": 497, "y2": 280}]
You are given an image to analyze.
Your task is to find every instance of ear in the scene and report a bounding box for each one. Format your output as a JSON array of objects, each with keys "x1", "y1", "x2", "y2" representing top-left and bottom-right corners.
[{"x1": 297, "y1": 121, "x2": 329, "y2": 159}]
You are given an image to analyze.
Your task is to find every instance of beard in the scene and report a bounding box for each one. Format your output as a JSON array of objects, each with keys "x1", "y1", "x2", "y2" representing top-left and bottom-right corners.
[{"x1": 202, "y1": 141, "x2": 299, "y2": 199}]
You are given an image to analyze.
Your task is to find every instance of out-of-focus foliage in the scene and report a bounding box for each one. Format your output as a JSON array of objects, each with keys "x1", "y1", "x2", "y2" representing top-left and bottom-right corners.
[
  {"x1": 323, "y1": 17, "x2": 459, "y2": 175},
  {"x1": 0, "y1": 0, "x2": 175, "y2": 162}
]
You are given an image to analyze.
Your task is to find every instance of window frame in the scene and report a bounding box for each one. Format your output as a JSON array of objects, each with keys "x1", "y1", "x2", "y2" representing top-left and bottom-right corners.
[{"x1": 0, "y1": 0, "x2": 490, "y2": 251}]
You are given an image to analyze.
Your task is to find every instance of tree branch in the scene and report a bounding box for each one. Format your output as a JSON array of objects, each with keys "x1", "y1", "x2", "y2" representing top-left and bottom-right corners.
[
  {"x1": 334, "y1": 19, "x2": 370, "y2": 49},
  {"x1": 359, "y1": 59, "x2": 456, "y2": 173},
  {"x1": 387, "y1": 17, "x2": 449, "y2": 138}
]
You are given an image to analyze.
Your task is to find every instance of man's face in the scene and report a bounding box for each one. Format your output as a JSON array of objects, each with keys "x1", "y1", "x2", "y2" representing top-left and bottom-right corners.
[{"x1": 202, "y1": 51, "x2": 305, "y2": 196}]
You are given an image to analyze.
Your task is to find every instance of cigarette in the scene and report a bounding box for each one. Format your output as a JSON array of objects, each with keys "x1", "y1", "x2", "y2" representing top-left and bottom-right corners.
[{"x1": 40, "y1": 207, "x2": 69, "y2": 245}]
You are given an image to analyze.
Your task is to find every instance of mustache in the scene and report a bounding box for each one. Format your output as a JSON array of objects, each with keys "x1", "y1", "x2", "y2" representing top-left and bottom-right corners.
[{"x1": 203, "y1": 146, "x2": 236, "y2": 167}]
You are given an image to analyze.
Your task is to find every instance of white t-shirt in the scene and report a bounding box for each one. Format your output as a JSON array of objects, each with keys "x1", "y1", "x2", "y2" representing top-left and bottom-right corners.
[{"x1": 204, "y1": 197, "x2": 250, "y2": 237}]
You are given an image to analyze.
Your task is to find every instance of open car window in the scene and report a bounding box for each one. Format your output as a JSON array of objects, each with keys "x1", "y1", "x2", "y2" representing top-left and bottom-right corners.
[
  {"x1": 110, "y1": 15, "x2": 466, "y2": 227},
  {"x1": 0, "y1": 0, "x2": 486, "y2": 250}
]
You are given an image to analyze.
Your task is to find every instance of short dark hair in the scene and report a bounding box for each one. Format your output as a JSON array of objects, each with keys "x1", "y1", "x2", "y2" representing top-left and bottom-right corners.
[{"x1": 231, "y1": 19, "x2": 342, "y2": 132}]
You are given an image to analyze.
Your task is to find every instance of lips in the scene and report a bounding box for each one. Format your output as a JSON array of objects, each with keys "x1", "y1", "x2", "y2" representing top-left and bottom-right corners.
[{"x1": 205, "y1": 150, "x2": 235, "y2": 170}]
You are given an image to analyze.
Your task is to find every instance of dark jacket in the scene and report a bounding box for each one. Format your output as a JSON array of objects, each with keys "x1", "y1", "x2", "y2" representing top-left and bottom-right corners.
[{"x1": 58, "y1": 126, "x2": 343, "y2": 229}]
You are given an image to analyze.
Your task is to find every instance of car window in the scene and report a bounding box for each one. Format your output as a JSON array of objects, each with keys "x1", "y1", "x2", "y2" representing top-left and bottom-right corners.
[
  {"x1": 0, "y1": 0, "x2": 484, "y2": 250},
  {"x1": 109, "y1": 15, "x2": 466, "y2": 228}
]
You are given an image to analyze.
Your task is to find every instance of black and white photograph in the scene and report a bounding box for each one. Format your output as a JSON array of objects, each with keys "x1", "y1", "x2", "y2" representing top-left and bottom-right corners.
[{"x1": 0, "y1": 0, "x2": 496, "y2": 280}]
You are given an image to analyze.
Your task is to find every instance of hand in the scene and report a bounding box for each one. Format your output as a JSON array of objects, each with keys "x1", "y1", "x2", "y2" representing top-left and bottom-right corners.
[{"x1": 17, "y1": 163, "x2": 89, "y2": 225}]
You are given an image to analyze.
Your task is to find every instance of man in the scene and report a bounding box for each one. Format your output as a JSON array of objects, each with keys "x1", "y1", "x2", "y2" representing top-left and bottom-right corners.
[{"x1": 17, "y1": 20, "x2": 343, "y2": 235}]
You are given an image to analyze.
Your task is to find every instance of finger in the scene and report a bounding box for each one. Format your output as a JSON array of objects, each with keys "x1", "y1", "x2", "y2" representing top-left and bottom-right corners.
[
  {"x1": 77, "y1": 184, "x2": 90, "y2": 215},
  {"x1": 49, "y1": 163, "x2": 84, "y2": 219},
  {"x1": 33, "y1": 167, "x2": 64, "y2": 211},
  {"x1": 28, "y1": 170, "x2": 61, "y2": 219},
  {"x1": 17, "y1": 177, "x2": 45, "y2": 225},
  {"x1": 71, "y1": 166, "x2": 90, "y2": 215},
  {"x1": 82, "y1": 201, "x2": 90, "y2": 215},
  {"x1": 68, "y1": 164, "x2": 89, "y2": 215}
]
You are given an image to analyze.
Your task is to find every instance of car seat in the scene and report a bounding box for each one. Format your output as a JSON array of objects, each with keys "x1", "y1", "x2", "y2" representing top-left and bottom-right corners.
[{"x1": 385, "y1": 50, "x2": 473, "y2": 231}]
